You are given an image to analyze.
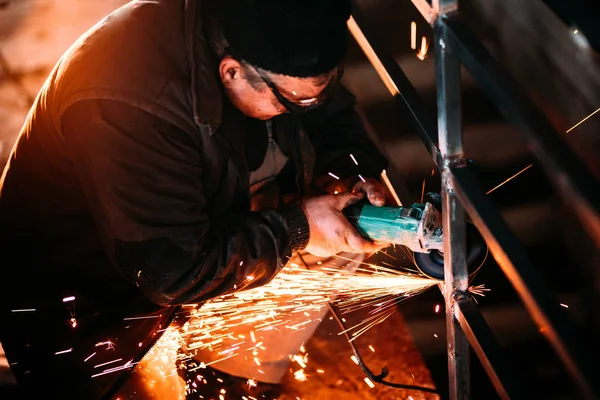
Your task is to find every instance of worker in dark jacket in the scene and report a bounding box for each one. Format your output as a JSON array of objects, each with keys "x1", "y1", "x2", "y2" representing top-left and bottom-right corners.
[{"x1": 0, "y1": 0, "x2": 388, "y2": 398}]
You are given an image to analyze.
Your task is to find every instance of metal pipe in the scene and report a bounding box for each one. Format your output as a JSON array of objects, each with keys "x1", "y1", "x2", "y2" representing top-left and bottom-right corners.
[
  {"x1": 433, "y1": 0, "x2": 458, "y2": 17},
  {"x1": 349, "y1": 4, "x2": 598, "y2": 398},
  {"x1": 443, "y1": 18, "x2": 600, "y2": 249},
  {"x1": 450, "y1": 166, "x2": 598, "y2": 398},
  {"x1": 435, "y1": 15, "x2": 470, "y2": 399},
  {"x1": 456, "y1": 299, "x2": 524, "y2": 400},
  {"x1": 348, "y1": 5, "x2": 441, "y2": 165},
  {"x1": 410, "y1": 0, "x2": 439, "y2": 25}
]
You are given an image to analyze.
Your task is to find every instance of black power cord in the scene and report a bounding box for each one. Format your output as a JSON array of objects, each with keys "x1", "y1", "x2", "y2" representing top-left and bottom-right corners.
[
  {"x1": 326, "y1": 301, "x2": 438, "y2": 394},
  {"x1": 296, "y1": 252, "x2": 438, "y2": 395}
]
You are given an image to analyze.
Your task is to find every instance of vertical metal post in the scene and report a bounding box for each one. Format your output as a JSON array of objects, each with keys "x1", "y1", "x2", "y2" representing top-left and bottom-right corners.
[{"x1": 435, "y1": 4, "x2": 470, "y2": 399}]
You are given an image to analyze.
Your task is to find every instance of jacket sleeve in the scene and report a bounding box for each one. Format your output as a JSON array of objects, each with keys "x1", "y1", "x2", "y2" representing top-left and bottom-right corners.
[
  {"x1": 61, "y1": 99, "x2": 309, "y2": 306},
  {"x1": 301, "y1": 85, "x2": 388, "y2": 194}
]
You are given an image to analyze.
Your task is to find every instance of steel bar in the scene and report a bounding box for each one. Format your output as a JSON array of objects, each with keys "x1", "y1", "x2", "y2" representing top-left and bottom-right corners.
[
  {"x1": 350, "y1": 5, "x2": 598, "y2": 398},
  {"x1": 348, "y1": 5, "x2": 441, "y2": 165},
  {"x1": 443, "y1": 18, "x2": 600, "y2": 249},
  {"x1": 435, "y1": 16, "x2": 470, "y2": 400},
  {"x1": 456, "y1": 299, "x2": 524, "y2": 400},
  {"x1": 450, "y1": 166, "x2": 598, "y2": 398},
  {"x1": 433, "y1": 0, "x2": 458, "y2": 16},
  {"x1": 410, "y1": 0, "x2": 438, "y2": 25}
]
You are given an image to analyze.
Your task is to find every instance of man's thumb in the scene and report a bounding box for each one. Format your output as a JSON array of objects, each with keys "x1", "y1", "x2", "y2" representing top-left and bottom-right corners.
[{"x1": 335, "y1": 191, "x2": 364, "y2": 209}]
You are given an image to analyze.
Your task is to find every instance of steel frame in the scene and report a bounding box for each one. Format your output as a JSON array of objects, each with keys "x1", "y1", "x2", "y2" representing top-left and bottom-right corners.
[{"x1": 349, "y1": 2, "x2": 600, "y2": 399}]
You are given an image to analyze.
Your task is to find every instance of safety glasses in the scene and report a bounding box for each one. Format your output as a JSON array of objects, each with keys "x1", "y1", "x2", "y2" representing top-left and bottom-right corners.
[{"x1": 252, "y1": 64, "x2": 344, "y2": 114}]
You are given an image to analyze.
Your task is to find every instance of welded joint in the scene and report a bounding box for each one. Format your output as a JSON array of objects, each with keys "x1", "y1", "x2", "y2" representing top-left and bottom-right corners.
[
  {"x1": 451, "y1": 293, "x2": 471, "y2": 320},
  {"x1": 452, "y1": 290, "x2": 470, "y2": 303},
  {"x1": 410, "y1": 0, "x2": 439, "y2": 25},
  {"x1": 442, "y1": 156, "x2": 467, "y2": 170}
]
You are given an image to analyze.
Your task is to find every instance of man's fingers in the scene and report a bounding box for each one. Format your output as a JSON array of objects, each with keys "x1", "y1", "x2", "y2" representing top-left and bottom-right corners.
[
  {"x1": 342, "y1": 219, "x2": 385, "y2": 253},
  {"x1": 353, "y1": 179, "x2": 385, "y2": 207},
  {"x1": 346, "y1": 231, "x2": 383, "y2": 254},
  {"x1": 368, "y1": 192, "x2": 386, "y2": 207},
  {"x1": 334, "y1": 191, "x2": 364, "y2": 209}
]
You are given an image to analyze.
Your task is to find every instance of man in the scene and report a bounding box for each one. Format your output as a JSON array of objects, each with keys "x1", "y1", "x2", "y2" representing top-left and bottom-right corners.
[{"x1": 0, "y1": 0, "x2": 388, "y2": 398}]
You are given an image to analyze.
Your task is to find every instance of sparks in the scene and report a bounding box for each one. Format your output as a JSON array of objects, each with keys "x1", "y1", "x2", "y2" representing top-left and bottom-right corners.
[
  {"x1": 123, "y1": 315, "x2": 159, "y2": 321},
  {"x1": 95, "y1": 340, "x2": 115, "y2": 351},
  {"x1": 55, "y1": 348, "x2": 73, "y2": 355},
  {"x1": 181, "y1": 263, "x2": 435, "y2": 368},
  {"x1": 62, "y1": 296, "x2": 76, "y2": 303},
  {"x1": 349, "y1": 154, "x2": 359, "y2": 165},
  {"x1": 350, "y1": 355, "x2": 359, "y2": 365},
  {"x1": 11, "y1": 309, "x2": 36, "y2": 312},
  {"x1": 294, "y1": 369, "x2": 307, "y2": 382},
  {"x1": 566, "y1": 106, "x2": 600, "y2": 133},
  {"x1": 328, "y1": 172, "x2": 340, "y2": 180},
  {"x1": 560, "y1": 303, "x2": 569, "y2": 308},
  {"x1": 84, "y1": 352, "x2": 96, "y2": 362},
  {"x1": 94, "y1": 358, "x2": 123, "y2": 369},
  {"x1": 364, "y1": 377, "x2": 375, "y2": 388},
  {"x1": 368, "y1": 345, "x2": 375, "y2": 352},
  {"x1": 416, "y1": 36, "x2": 429, "y2": 60},
  {"x1": 246, "y1": 378, "x2": 257, "y2": 388},
  {"x1": 486, "y1": 164, "x2": 534, "y2": 195},
  {"x1": 435, "y1": 304, "x2": 440, "y2": 313},
  {"x1": 410, "y1": 21, "x2": 417, "y2": 50},
  {"x1": 293, "y1": 354, "x2": 307, "y2": 368},
  {"x1": 358, "y1": 174, "x2": 366, "y2": 183},
  {"x1": 468, "y1": 284, "x2": 491, "y2": 297},
  {"x1": 380, "y1": 169, "x2": 402, "y2": 206}
]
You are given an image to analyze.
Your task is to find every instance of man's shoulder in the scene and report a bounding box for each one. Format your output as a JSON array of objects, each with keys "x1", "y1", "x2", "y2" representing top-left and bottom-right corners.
[{"x1": 51, "y1": 0, "x2": 192, "y2": 124}]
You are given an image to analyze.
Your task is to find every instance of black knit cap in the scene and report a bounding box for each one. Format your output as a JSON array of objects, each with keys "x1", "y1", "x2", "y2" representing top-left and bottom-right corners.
[{"x1": 214, "y1": 0, "x2": 351, "y2": 77}]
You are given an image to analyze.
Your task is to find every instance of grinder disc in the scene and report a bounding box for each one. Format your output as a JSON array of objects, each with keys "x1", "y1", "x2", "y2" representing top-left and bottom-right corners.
[{"x1": 414, "y1": 223, "x2": 487, "y2": 280}]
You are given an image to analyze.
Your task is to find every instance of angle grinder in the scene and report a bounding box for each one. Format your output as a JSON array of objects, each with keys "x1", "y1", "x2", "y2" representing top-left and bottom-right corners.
[{"x1": 343, "y1": 193, "x2": 487, "y2": 279}]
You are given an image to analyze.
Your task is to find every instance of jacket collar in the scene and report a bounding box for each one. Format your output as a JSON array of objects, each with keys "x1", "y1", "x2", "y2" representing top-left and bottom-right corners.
[{"x1": 184, "y1": 0, "x2": 223, "y2": 135}]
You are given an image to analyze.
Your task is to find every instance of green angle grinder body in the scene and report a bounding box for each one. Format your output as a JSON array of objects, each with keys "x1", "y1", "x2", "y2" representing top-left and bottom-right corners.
[{"x1": 343, "y1": 198, "x2": 486, "y2": 279}]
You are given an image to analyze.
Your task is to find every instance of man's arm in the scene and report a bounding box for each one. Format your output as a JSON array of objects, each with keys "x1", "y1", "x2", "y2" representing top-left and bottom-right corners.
[
  {"x1": 61, "y1": 99, "x2": 309, "y2": 306},
  {"x1": 301, "y1": 86, "x2": 388, "y2": 194}
]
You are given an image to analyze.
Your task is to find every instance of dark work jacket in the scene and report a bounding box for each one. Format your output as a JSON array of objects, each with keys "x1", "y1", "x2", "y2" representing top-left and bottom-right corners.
[{"x1": 0, "y1": 0, "x2": 387, "y2": 398}]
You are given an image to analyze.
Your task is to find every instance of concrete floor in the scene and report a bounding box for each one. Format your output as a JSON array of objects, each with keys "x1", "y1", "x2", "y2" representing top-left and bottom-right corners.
[{"x1": 0, "y1": 1, "x2": 438, "y2": 398}]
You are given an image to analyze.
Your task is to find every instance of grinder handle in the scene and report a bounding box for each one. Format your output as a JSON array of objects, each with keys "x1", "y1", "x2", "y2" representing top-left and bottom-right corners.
[
  {"x1": 342, "y1": 199, "x2": 373, "y2": 240},
  {"x1": 342, "y1": 199, "x2": 370, "y2": 222}
]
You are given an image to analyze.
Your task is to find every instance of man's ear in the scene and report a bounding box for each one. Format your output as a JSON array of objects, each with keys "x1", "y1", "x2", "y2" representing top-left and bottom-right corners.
[{"x1": 219, "y1": 57, "x2": 243, "y2": 86}]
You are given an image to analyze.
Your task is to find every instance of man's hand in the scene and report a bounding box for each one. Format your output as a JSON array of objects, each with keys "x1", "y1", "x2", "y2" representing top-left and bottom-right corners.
[
  {"x1": 352, "y1": 178, "x2": 386, "y2": 206},
  {"x1": 301, "y1": 192, "x2": 384, "y2": 257}
]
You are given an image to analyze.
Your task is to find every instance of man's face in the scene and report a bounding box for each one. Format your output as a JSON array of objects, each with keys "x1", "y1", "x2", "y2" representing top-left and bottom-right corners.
[{"x1": 219, "y1": 57, "x2": 336, "y2": 120}]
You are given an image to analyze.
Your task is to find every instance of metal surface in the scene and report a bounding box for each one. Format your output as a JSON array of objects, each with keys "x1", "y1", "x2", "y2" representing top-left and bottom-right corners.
[
  {"x1": 348, "y1": 5, "x2": 441, "y2": 165},
  {"x1": 450, "y1": 166, "x2": 598, "y2": 398},
  {"x1": 433, "y1": 0, "x2": 458, "y2": 16},
  {"x1": 443, "y1": 18, "x2": 600, "y2": 249},
  {"x1": 435, "y1": 17, "x2": 470, "y2": 400},
  {"x1": 410, "y1": 0, "x2": 438, "y2": 24},
  {"x1": 351, "y1": 3, "x2": 599, "y2": 398},
  {"x1": 456, "y1": 299, "x2": 522, "y2": 400}
]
